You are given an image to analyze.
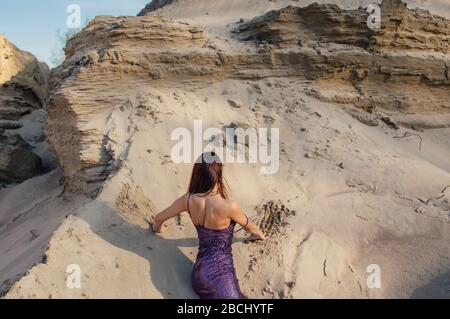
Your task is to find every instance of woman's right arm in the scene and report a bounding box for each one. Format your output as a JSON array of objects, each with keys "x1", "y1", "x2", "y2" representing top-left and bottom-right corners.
[
  {"x1": 229, "y1": 202, "x2": 265, "y2": 241},
  {"x1": 152, "y1": 193, "x2": 188, "y2": 233}
]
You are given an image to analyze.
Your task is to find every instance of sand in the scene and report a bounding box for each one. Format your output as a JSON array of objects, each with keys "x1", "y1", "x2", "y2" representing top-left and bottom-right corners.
[
  {"x1": 1, "y1": 0, "x2": 450, "y2": 299},
  {"x1": 2, "y1": 78, "x2": 449, "y2": 298}
]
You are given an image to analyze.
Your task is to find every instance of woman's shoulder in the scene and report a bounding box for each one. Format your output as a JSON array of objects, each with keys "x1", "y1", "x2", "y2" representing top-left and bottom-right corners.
[{"x1": 218, "y1": 198, "x2": 241, "y2": 214}]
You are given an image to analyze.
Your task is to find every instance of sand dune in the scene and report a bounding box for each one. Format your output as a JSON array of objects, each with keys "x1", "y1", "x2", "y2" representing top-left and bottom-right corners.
[
  {"x1": 1, "y1": 0, "x2": 449, "y2": 298},
  {"x1": 139, "y1": 0, "x2": 450, "y2": 24},
  {"x1": 5, "y1": 79, "x2": 450, "y2": 298}
]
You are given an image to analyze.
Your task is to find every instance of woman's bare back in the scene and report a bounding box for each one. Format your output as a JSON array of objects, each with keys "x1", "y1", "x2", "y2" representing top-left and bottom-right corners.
[{"x1": 188, "y1": 193, "x2": 234, "y2": 230}]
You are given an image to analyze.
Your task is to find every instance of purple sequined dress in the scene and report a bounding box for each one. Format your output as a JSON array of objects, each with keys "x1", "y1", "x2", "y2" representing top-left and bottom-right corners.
[
  {"x1": 188, "y1": 194, "x2": 246, "y2": 299},
  {"x1": 191, "y1": 222, "x2": 246, "y2": 299}
]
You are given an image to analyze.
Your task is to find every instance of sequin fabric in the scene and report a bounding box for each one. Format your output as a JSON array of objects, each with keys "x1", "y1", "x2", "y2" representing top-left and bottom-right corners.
[{"x1": 191, "y1": 221, "x2": 246, "y2": 299}]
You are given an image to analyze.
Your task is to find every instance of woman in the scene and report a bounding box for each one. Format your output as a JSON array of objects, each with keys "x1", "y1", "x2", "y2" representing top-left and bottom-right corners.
[{"x1": 151, "y1": 152, "x2": 266, "y2": 299}]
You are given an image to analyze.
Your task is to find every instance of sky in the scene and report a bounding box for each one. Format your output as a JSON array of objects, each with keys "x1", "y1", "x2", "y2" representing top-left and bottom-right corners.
[{"x1": 0, "y1": 0, "x2": 149, "y2": 68}]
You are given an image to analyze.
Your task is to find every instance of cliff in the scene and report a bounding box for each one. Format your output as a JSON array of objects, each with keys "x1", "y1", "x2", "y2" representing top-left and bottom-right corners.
[
  {"x1": 3, "y1": 0, "x2": 450, "y2": 299},
  {"x1": 45, "y1": 0, "x2": 450, "y2": 196},
  {"x1": 0, "y1": 35, "x2": 50, "y2": 183}
]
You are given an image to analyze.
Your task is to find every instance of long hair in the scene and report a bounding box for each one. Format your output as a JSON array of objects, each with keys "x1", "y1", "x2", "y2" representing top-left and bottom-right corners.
[{"x1": 188, "y1": 152, "x2": 229, "y2": 199}]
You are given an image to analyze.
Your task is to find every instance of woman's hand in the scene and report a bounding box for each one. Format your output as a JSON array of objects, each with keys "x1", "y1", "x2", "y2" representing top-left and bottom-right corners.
[
  {"x1": 150, "y1": 215, "x2": 167, "y2": 233},
  {"x1": 228, "y1": 203, "x2": 266, "y2": 242},
  {"x1": 247, "y1": 232, "x2": 266, "y2": 241}
]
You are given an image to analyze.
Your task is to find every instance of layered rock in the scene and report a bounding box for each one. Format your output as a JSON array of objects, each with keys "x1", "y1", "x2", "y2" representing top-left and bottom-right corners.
[
  {"x1": 46, "y1": 0, "x2": 450, "y2": 197},
  {"x1": 0, "y1": 36, "x2": 49, "y2": 183},
  {"x1": 235, "y1": 0, "x2": 450, "y2": 52},
  {"x1": 234, "y1": 0, "x2": 450, "y2": 116},
  {"x1": 372, "y1": 0, "x2": 450, "y2": 52},
  {"x1": 0, "y1": 36, "x2": 48, "y2": 129},
  {"x1": 235, "y1": 4, "x2": 372, "y2": 49},
  {"x1": 0, "y1": 133, "x2": 42, "y2": 183},
  {"x1": 4, "y1": 0, "x2": 450, "y2": 300},
  {"x1": 45, "y1": 16, "x2": 215, "y2": 196}
]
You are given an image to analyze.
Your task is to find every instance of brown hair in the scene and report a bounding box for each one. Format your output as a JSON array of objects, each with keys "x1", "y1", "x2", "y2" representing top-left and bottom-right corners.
[{"x1": 188, "y1": 152, "x2": 229, "y2": 199}]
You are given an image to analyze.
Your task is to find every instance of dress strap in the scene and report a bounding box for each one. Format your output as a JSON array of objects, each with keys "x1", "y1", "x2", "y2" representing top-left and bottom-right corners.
[
  {"x1": 187, "y1": 193, "x2": 208, "y2": 227},
  {"x1": 234, "y1": 214, "x2": 249, "y2": 233},
  {"x1": 201, "y1": 200, "x2": 208, "y2": 227},
  {"x1": 187, "y1": 193, "x2": 192, "y2": 216}
]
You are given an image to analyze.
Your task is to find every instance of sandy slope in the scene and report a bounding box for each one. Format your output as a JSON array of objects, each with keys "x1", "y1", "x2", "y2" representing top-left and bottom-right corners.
[
  {"x1": 5, "y1": 78, "x2": 449, "y2": 298},
  {"x1": 143, "y1": 0, "x2": 450, "y2": 26},
  {"x1": 1, "y1": 0, "x2": 450, "y2": 299},
  {"x1": 0, "y1": 169, "x2": 89, "y2": 295}
]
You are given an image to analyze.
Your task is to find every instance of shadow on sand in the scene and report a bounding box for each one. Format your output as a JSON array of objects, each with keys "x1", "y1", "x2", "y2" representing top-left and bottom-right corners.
[
  {"x1": 410, "y1": 271, "x2": 450, "y2": 299},
  {"x1": 78, "y1": 200, "x2": 199, "y2": 298}
]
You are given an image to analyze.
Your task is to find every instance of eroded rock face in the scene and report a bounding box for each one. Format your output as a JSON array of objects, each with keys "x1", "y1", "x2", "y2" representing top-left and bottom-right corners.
[
  {"x1": 0, "y1": 36, "x2": 48, "y2": 129},
  {"x1": 235, "y1": 0, "x2": 450, "y2": 52},
  {"x1": 234, "y1": 0, "x2": 450, "y2": 116},
  {"x1": 45, "y1": 16, "x2": 214, "y2": 196},
  {"x1": 5, "y1": 0, "x2": 450, "y2": 299},
  {"x1": 372, "y1": 0, "x2": 450, "y2": 52},
  {"x1": 0, "y1": 36, "x2": 49, "y2": 183},
  {"x1": 236, "y1": 4, "x2": 372, "y2": 49},
  {"x1": 0, "y1": 133, "x2": 42, "y2": 183},
  {"x1": 46, "y1": 0, "x2": 450, "y2": 196}
]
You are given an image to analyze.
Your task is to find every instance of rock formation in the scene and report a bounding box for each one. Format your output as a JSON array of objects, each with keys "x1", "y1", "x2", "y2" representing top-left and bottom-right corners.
[
  {"x1": 234, "y1": 0, "x2": 450, "y2": 114},
  {"x1": 372, "y1": 0, "x2": 450, "y2": 52},
  {"x1": 3, "y1": 0, "x2": 450, "y2": 299},
  {"x1": 0, "y1": 133, "x2": 42, "y2": 183},
  {"x1": 0, "y1": 36, "x2": 49, "y2": 183},
  {"x1": 45, "y1": 0, "x2": 450, "y2": 197},
  {"x1": 235, "y1": 4, "x2": 372, "y2": 49},
  {"x1": 45, "y1": 16, "x2": 209, "y2": 196}
]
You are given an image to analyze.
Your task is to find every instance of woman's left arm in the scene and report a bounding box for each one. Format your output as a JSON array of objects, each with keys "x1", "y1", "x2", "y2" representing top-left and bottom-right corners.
[{"x1": 152, "y1": 193, "x2": 188, "y2": 233}]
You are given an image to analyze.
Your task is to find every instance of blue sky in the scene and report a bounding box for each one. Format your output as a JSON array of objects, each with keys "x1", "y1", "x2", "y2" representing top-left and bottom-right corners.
[{"x1": 0, "y1": 0, "x2": 149, "y2": 67}]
